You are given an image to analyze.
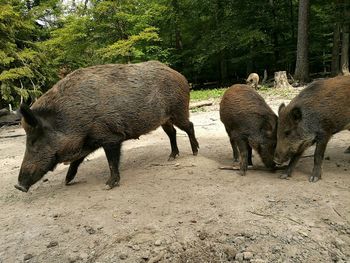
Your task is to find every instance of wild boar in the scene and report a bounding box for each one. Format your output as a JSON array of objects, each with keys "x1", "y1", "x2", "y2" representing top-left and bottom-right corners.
[
  {"x1": 15, "y1": 61, "x2": 199, "y2": 192},
  {"x1": 274, "y1": 76, "x2": 350, "y2": 182},
  {"x1": 246, "y1": 73, "x2": 259, "y2": 89},
  {"x1": 220, "y1": 84, "x2": 277, "y2": 175}
]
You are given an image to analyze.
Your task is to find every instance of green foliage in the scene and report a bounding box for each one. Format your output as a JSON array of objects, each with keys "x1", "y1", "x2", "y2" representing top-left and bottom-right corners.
[{"x1": 0, "y1": 0, "x2": 341, "y2": 107}]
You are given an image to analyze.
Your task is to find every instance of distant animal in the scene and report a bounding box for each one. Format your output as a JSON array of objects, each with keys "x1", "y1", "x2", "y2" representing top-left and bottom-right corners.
[
  {"x1": 246, "y1": 73, "x2": 259, "y2": 89},
  {"x1": 220, "y1": 84, "x2": 277, "y2": 175},
  {"x1": 274, "y1": 76, "x2": 350, "y2": 182},
  {"x1": 15, "y1": 61, "x2": 199, "y2": 192}
]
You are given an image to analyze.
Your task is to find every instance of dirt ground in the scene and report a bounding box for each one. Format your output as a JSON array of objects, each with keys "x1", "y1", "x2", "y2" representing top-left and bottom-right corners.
[{"x1": 0, "y1": 93, "x2": 349, "y2": 263}]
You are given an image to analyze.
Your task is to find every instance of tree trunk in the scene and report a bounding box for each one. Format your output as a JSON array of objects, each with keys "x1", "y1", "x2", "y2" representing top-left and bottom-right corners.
[
  {"x1": 331, "y1": 23, "x2": 341, "y2": 76},
  {"x1": 172, "y1": 0, "x2": 183, "y2": 50},
  {"x1": 340, "y1": 2, "x2": 350, "y2": 75},
  {"x1": 294, "y1": 0, "x2": 310, "y2": 83},
  {"x1": 274, "y1": 71, "x2": 293, "y2": 89}
]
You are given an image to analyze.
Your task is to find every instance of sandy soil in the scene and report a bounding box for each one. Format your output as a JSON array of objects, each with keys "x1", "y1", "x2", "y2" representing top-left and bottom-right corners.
[{"x1": 0, "y1": 94, "x2": 349, "y2": 263}]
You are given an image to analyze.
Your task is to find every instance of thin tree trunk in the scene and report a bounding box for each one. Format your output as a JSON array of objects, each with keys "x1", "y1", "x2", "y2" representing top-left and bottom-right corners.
[
  {"x1": 331, "y1": 23, "x2": 341, "y2": 76},
  {"x1": 340, "y1": 2, "x2": 350, "y2": 75},
  {"x1": 172, "y1": 0, "x2": 183, "y2": 50},
  {"x1": 294, "y1": 0, "x2": 310, "y2": 83}
]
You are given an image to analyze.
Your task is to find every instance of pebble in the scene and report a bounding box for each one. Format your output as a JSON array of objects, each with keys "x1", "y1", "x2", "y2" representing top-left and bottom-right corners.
[
  {"x1": 132, "y1": 245, "x2": 140, "y2": 251},
  {"x1": 154, "y1": 239, "x2": 162, "y2": 246},
  {"x1": 234, "y1": 236, "x2": 245, "y2": 244},
  {"x1": 223, "y1": 245, "x2": 237, "y2": 261},
  {"x1": 141, "y1": 251, "x2": 150, "y2": 260},
  {"x1": 235, "y1": 252, "x2": 244, "y2": 262},
  {"x1": 47, "y1": 241, "x2": 58, "y2": 248},
  {"x1": 23, "y1": 254, "x2": 33, "y2": 261},
  {"x1": 243, "y1": 251, "x2": 254, "y2": 260},
  {"x1": 119, "y1": 253, "x2": 128, "y2": 260},
  {"x1": 84, "y1": 226, "x2": 96, "y2": 235},
  {"x1": 198, "y1": 231, "x2": 207, "y2": 240}
]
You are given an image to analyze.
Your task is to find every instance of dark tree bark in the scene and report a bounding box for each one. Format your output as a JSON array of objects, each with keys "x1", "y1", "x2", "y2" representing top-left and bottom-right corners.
[
  {"x1": 331, "y1": 23, "x2": 341, "y2": 76},
  {"x1": 340, "y1": 1, "x2": 350, "y2": 75},
  {"x1": 294, "y1": 0, "x2": 310, "y2": 83},
  {"x1": 172, "y1": 0, "x2": 183, "y2": 50}
]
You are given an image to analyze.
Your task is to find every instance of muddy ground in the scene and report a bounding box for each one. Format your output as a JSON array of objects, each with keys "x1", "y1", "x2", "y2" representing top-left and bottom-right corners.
[{"x1": 0, "y1": 92, "x2": 349, "y2": 263}]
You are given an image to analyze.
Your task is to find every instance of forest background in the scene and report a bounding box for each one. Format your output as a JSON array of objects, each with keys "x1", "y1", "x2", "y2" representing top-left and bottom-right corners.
[{"x1": 0, "y1": 0, "x2": 349, "y2": 108}]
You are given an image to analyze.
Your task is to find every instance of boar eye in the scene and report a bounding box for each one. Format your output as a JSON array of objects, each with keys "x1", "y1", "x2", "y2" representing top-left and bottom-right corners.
[{"x1": 284, "y1": 130, "x2": 291, "y2": 137}]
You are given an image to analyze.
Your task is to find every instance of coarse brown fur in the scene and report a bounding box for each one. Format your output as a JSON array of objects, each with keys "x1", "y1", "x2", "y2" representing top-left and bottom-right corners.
[
  {"x1": 16, "y1": 61, "x2": 199, "y2": 192},
  {"x1": 220, "y1": 84, "x2": 277, "y2": 175},
  {"x1": 275, "y1": 76, "x2": 350, "y2": 182}
]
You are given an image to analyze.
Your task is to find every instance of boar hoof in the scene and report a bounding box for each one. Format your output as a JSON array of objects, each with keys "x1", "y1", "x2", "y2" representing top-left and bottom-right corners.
[
  {"x1": 104, "y1": 182, "x2": 119, "y2": 190},
  {"x1": 309, "y1": 175, "x2": 320, "y2": 183},
  {"x1": 168, "y1": 153, "x2": 179, "y2": 161},
  {"x1": 279, "y1": 173, "x2": 290, "y2": 180},
  {"x1": 14, "y1": 184, "x2": 28, "y2": 192}
]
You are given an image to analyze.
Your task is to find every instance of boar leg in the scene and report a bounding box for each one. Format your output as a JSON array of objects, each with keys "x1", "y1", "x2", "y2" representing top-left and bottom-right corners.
[
  {"x1": 103, "y1": 143, "x2": 122, "y2": 189},
  {"x1": 174, "y1": 120, "x2": 199, "y2": 156},
  {"x1": 345, "y1": 146, "x2": 350, "y2": 154},
  {"x1": 65, "y1": 157, "x2": 86, "y2": 185},
  {"x1": 310, "y1": 137, "x2": 330, "y2": 183},
  {"x1": 280, "y1": 152, "x2": 303, "y2": 179},
  {"x1": 229, "y1": 137, "x2": 239, "y2": 162},
  {"x1": 162, "y1": 122, "x2": 179, "y2": 160},
  {"x1": 248, "y1": 145, "x2": 253, "y2": 166},
  {"x1": 236, "y1": 139, "x2": 249, "y2": 176}
]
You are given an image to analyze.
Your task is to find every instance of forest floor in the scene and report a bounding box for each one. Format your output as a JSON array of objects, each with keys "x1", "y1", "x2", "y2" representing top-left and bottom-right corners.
[{"x1": 0, "y1": 89, "x2": 349, "y2": 263}]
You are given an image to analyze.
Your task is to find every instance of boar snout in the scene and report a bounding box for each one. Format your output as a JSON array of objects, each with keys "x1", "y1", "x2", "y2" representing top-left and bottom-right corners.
[
  {"x1": 273, "y1": 151, "x2": 289, "y2": 165},
  {"x1": 14, "y1": 184, "x2": 29, "y2": 192}
]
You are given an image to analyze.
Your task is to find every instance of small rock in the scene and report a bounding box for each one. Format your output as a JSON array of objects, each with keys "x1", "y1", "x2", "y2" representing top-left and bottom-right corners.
[
  {"x1": 223, "y1": 245, "x2": 237, "y2": 261},
  {"x1": 235, "y1": 252, "x2": 244, "y2": 262},
  {"x1": 43, "y1": 178, "x2": 49, "y2": 182},
  {"x1": 251, "y1": 259, "x2": 266, "y2": 263},
  {"x1": 175, "y1": 163, "x2": 180, "y2": 167},
  {"x1": 336, "y1": 163, "x2": 341, "y2": 167},
  {"x1": 334, "y1": 238, "x2": 345, "y2": 249},
  {"x1": 298, "y1": 230, "x2": 308, "y2": 237},
  {"x1": 233, "y1": 236, "x2": 245, "y2": 244},
  {"x1": 132, "y1": 245, "x2": 140, "y2": 251},
  {"x1": 198, "y1": 231, "x2": 207, "y2": 240},
  {"x1": 23, "y1": 254, "x2": 33, "y2": 261},
  {"x1": 272, "y1": 245, "x2": 282, "y2": 254},
  {"x1": 119, "y1": 253, "x2": 128, "y2": 260},
  {"x1": 154, "y1": 240, "x2": 162, "y2": 246},
  {"x1": 141, "y1": 251, "x2": 150, "y2": 260},
  {"x1": 125, "y1": 210, "x2": 132, "y2": 215},
  {"x1": 325, "y1": 156, "x2": 330, "y2": 160},
  {"x1": 84, "y1": 226, "x2": 96, "y2": 235},
  {"x1": 47, "y1": 241, "x2": 58, "y2": 248},
  {"x1": 243, "y1": 251, "x2": 253, "y2": 260}
]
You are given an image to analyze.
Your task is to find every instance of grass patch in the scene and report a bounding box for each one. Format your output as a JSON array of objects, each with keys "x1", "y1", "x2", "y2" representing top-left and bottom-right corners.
[
  {"x1": 190, "y1": 88, "x2": 227, "y2": 101},
  {"x1": 258, "y1": 85, "x2": 300, "y2": 99},
  {"x1": 190, "y1": 86, "x2": 300, "y2": 102}
]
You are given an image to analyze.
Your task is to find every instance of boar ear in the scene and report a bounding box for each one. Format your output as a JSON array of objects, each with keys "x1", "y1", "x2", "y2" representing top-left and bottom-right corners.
[
  {"x1": 261, "y1": 119, "x2": 273, "y2": 136},
  {"x1": 19, "y1": 104, "x2": 39, "y2": 127},
  {"x1": 278, "y1": 103, "x2": 285, "y2": 115},
  {"x1": 291, "y1": 107, "x2": 302, "y2": 122}
]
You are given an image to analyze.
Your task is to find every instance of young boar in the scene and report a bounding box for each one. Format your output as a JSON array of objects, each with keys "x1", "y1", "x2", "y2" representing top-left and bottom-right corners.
[
  {"x1": 220, "y1": 84, "x2": 277, "y2": 175},
  {"x1": 274, "y1": 76, "x2": 350, "y2": 182},
  {"x1": 246, "y1": 73, "x2": 259, "y2": 89},
  {"x1": 15, "y1": 61, "x2": 199, "y2": 192}
]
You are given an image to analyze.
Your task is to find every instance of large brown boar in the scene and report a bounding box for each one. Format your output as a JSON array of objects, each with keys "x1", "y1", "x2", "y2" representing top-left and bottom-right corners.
[
  {"x1": 220, "y1": 84, "x2": 277, "y2": 175},
  {"x1": 274, "y1": 76, "x2": 350, "y2": 182},
  {"x1": 15, "y1": 61, "x2": 199, "y2": 192}
]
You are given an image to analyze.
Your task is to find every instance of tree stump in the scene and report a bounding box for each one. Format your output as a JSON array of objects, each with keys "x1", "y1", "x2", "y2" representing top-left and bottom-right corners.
[{"x1": 274, "y1": 71, "x2": 293, "y2": 88}]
